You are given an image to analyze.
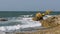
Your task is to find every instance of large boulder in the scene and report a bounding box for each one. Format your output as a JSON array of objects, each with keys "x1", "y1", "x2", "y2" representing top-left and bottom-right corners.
[{"x1": 40, "y1": 15, "x2": 60, "y2": 28}]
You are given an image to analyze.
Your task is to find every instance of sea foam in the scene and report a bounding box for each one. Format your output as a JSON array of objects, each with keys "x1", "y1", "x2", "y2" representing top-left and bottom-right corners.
[{"x1": 0, "y1": 15, "x2": 41, "y2": 32}]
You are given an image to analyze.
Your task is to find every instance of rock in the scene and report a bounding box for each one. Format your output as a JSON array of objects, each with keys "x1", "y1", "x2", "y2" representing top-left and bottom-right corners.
[
  {"x1": 40, "y1": 15, "x2": 60, "y2": 28},
  {"x1": 0, "y1": 18, "x2": 8, "y2": 21}
]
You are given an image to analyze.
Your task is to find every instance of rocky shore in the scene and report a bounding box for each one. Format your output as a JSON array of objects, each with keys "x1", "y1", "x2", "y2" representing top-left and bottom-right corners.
[
  {"x1": 15, "y1": 15, "x2": 60, "y2": 34},
  {"x1": 40, "y1": 15, "x2": 60, "y2": 28}
]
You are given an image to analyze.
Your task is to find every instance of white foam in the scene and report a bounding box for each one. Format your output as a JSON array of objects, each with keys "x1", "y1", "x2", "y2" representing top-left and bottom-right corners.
[
  {"x1": 0, "y1": 27, "x2": 6, "y2": 31},
  {"x1": 0, "y1": 17, "x2": 41, "y2": 32},
  {"x1": 43, "y1": 15, "x2": 52, "y2": 20},
  {"x1": 17, "y1": 17, "x2": 41, "y2": 28},
  {"x1": 2, "y1": 15, "x2": 55, "y2": 32},
  {"x1": 6, "y1": 25, "x2": 21, "y2": 31},
  {"x1": 20, "y1": 15, "x2": 33, "y2": 17},
  {"x1": 0, "y1": 25, "x2": 21, "y2": 32},
  {"x1": 0, "y1": 15, "x2": 52, "y2": 32}
]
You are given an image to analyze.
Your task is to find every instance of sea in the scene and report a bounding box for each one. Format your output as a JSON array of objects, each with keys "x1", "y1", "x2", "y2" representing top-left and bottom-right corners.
[
  {"x1": 0, "y1": 11, "x2": 59, "y2": 17},
  {"x1": 0, "y1": 11, "x2": 60, "y2": 33}
]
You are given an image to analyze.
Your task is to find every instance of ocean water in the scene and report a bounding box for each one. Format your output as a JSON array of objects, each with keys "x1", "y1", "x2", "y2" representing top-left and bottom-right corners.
[
  {"x1": 0, "y1": 11, "x2": 60, "y2": 17},
  {"x1": 0, "y1": 11, "x2": 60, "y2": 32}
]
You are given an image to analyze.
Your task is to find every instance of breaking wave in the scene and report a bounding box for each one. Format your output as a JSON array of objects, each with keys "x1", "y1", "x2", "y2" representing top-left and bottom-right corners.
[{"x1": 0, "y1": 15, "x2": 42, "y2": 32}]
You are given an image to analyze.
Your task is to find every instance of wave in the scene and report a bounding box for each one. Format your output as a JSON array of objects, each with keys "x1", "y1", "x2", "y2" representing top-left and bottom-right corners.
[
  {"x1": 0, "y1": 15, "x2": 53, "y2": 32},
  {"x1": 0, "y1": 15, "x2": 42, "y2": 32},
  {"x1": 20, "y1": 14, "x2": 33, "y2": 18}
]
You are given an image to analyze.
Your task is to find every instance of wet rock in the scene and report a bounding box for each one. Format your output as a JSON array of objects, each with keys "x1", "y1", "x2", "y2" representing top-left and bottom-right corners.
[{"x1": 0, "y1": 18, "x2": 8, "y2": 21}]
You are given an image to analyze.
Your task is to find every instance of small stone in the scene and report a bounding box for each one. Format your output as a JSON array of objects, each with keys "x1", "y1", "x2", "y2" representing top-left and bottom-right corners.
[{"x1": 0, "y1": 18, "x2": 8, "y2": 21}]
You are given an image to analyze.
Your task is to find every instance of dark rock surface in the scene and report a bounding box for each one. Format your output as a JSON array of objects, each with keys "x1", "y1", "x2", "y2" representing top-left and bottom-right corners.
[{"x1": 0, "y1": 18, "x2": 8, "y2": 21}]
